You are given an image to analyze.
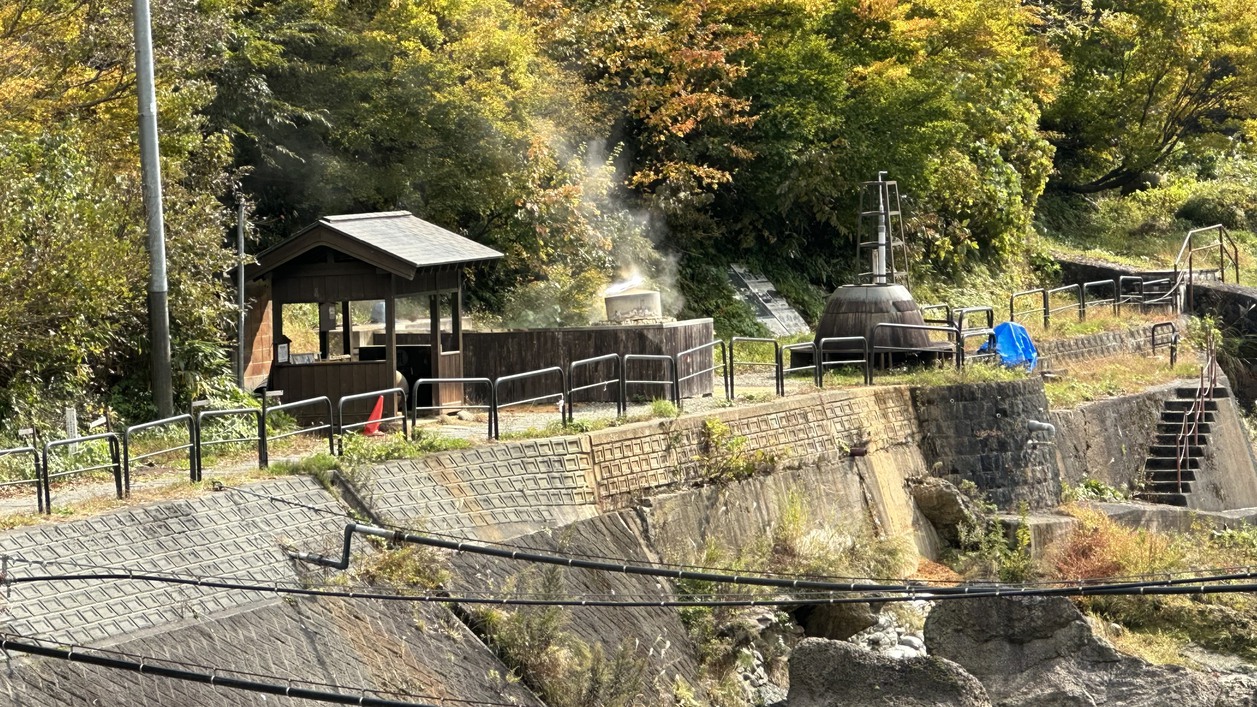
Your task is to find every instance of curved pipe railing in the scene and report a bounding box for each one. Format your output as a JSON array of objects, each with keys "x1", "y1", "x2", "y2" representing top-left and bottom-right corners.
[
  {"x1": 0, "y1": 446, "x2": 43, "y2": 513},
  {"x1": 1047, "y1": 283, "x2": 1084, "y2": 325},
  {"x1": 675, "y1": 341, "x2": 729, "y2": 402},
  {"x1": 729, "y1": 337, "x2": 781, "y2": 399},
  {"x1": 958, "y1": 328, "x2": 999, "y2": 367},
  {"x1": 195, "y1": 408, "x2": 263, "y2": 480},
  {"x1": 1082, "y1": 279, "x2": 1118, "y2": 316},
  {"x1": 919, "y1": 304, "x2": 954, "y2": 326},
  {"x1": 623, "y1": 354, "x2": 679, "y2": 410},
  {"x1": 1151, "y1": 321, "x2": 1180, "y2": 367},
  {"x1": 413, "y1": 378, "x2": 495, "y2": 440},
  {"x1": 337, "y1": 388, "x2": 409, "y2": 446},
  {"x1": 265, "y1": 396, "x2": 335, "y2": 457},
  {"x1": 780, "y1": 342, "x2": 819, "y2": 392},
  {"x1": 44, "y1": 433, "x2": 123, "y2": 505},
  {"x1": 124, "y1": 414, "x2": 195, "y2": 490},
  {"x1": 1009, "y1": 288, "x2": 1048, "y2": 328},
  {"x1": 866, "y1": 323, "x2": 960, "y2": 384},
  {"x1": 1117, "y1": 276, "x2": 1145, "y2": 314},
  {"x1": 816, "y1": 336, "x2": 870, "y2": 387},
  {"x1": 567, "y1": 354, "x2": 624, "y2": 420},
  {"x1": 493, "y1": 367, "x2": 567, "y2": 440}
]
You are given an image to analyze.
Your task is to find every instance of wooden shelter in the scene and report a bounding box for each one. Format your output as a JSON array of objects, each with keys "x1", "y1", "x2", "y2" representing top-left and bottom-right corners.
[{"x1": 244, "y1": 211, "x2": 502, "y2": 420}]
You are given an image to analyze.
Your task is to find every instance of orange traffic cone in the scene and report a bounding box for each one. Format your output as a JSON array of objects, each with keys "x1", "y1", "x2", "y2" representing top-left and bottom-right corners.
[{"x1": 362, "y1": 395, "x2": 385, "y2": 436}]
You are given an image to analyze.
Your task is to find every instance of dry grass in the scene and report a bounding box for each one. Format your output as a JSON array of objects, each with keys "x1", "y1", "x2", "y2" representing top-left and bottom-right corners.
[
  {"x1": 1043, "y1": 353, "x2": 1199, "y2": 408},
  {"x1": 1044, "y1": 506, "x2": 1257, "y2": 662},
  {"x1": 1019, "y1": 308, "x2": 1179, "y2": 342}
]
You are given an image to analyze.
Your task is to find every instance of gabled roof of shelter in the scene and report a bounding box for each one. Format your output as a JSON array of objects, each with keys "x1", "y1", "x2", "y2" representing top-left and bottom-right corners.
[{"x1": 250, "y1": 211, "x2": 503, "y2": 280}]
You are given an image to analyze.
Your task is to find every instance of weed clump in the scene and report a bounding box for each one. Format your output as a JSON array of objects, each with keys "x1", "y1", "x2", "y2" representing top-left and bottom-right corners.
[{"x1": 696, "y1": 417, "x2": 774, "y2": 483}]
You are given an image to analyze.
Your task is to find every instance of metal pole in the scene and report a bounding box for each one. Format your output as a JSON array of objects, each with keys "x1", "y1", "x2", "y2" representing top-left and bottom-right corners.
[
  {"x1": 134, "y1": 0, "x2": 173, "y2": 418},
  {"x1": 236, "y1": 201, "x2": 246, "y2": 388}
]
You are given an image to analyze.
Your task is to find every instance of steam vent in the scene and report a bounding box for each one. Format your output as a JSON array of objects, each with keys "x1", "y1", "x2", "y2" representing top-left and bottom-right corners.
[{"x1": 814, "y1": 174, "x2": 931, "y2": 360}]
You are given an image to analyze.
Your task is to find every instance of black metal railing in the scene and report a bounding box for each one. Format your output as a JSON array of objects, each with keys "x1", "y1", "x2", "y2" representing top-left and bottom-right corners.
[
  {"x1": 194, "y1": 408, "x2": 263, "y2": 480},
  {"x1": 816, "y1": 336, "x2": 870, "y2": 386},
  {"x1": 43, "y1": 433, "x2": 123, "y2": 507},
  {"x1": 729, "y1": 337, "x2": 780, "y2": 399},
  {"x1": 0, "y1": 446, "x2": 43, "y2": 513},
  {"x1": 413, "y1": 378, "x2": 495, "y2": 440},
  {"x1": 493, "y1": 367, "x2": 567, "y2": 440},
  {"x1": 265, "y1": 396, "x2": 335, "y2": 457},
  {"x1": 337, "y1": 388, "x2": 409, "y2": 447},
  {"x1": 124, "y1": 414, "x2": 195, "y2": 491},
  {"x1": 623, "y1": 354, "x2": 679, "y2": 409},
  {"x1": 567, "y1": 355, "x2": 624, "y2": 420},
  {"x1": 676, "y1": 341, "x2": 729, "y2": 404}
]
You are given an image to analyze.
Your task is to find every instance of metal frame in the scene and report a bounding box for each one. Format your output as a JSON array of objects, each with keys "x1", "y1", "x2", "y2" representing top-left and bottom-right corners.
[
  {"x1": 623, "y1": 354, "x2": 679, "y2": 409},
  {"x1": 1047, "y1": 283, "x2": 1084, "y2": 326},
  {"x1": 1082, "y1": 279, "x2": 1118, "y2": 316},
  {"x1": 124, "y1": 414, "x2": 195, "y2": 491},
  {"x1": 44, "y1": 433, "x2": 123, "y2": 506},
  {"x1": 194, "y1": 408, "x2": 263, "y2": 480},
  {"x1": 0, "y1": 446, "x2": 43, "y2": 513},
  {"x1": 413, "y1": 378, "x2": 495, "y2": 440},
  {"x1": 816, "y1": 336, "x2": 870, "y2": 386},
  {"x1": 492, "y1": 367, "x2": 567, "y2": 440},
  {"x1": 920, "y1": 304, "x2": 954, "y2": 326},
  {"x1": 1009, "y1": 288, "x2": 1046, "y2": 328},
  {"x1": 675, "y1": 341, "x2": 729, "y2": 403},
  {"x1": 1117, "y1": 276, "x2": 1145, "y2": 314},
  {"x1": 779, "y1": 342, "x2": 819, "y2": 393},
  {"x1": 729, "y1": 337, "x2": 781, "y2": 399},
  {"x1": 265, "y1": 396, "x2": 335, "y2": 457},
  {"x1": 1151, "y1": 321, "x2": 1179, "y2": 367},
  {"x1": 337, "y1": 388, "x2": 409, "y2": 446},
  {"x1": 958, "y1": 328, "x2": 999, "y2": 367},
  {"x1": 866, "y1": 323, "x2": 959, "y2": 383},
  {"x1": 567, "y1": 355, "x2": 624, "y2": 420}
]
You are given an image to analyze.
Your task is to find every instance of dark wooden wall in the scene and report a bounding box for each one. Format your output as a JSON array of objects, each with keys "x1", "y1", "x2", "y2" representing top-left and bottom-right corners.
[
  {"x1": 443, "y1": 319, "x2": 716, "y2": 404},
  {"x1": 270, "y1": 361, "x2": 397, "y2": 424}
]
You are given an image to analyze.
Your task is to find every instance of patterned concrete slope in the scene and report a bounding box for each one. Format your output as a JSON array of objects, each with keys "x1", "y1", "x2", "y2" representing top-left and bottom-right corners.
[
  {"x1": 352, "y1": 437, "x2": 599, "y2": 541},
  {"x1": 0, "y1": 597, "x2": 542, "y2": 707},
  {"x1": 0, "y1": 476, "x2": 347, "y2": 647},
  {"x1": 445, "y1": 510, "x2": 704, "y2": 702}
]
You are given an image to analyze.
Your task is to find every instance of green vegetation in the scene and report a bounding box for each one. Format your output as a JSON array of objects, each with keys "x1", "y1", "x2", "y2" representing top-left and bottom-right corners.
[
  {"x1": 338, "y1": 431, "x2": 471, "y2": 466},
  {"x1": 1047, "y1": 508, "x2": 1257, "y2": 663},
  {"x1": 945, "y1": 490, "x2": 1035, "y2": 583},
  {"x1": 6, "y1": 0, "x2": 1257, "y2": 433},
  {"x1": 695, "y1": 417, "x2": 775, "y2": 483},
  {"x1": 471, "y1": 567, "x2": 651, "y2": 707},
  {"x1": 672, "y1": 492, "x2": 913, "y2": 704}
]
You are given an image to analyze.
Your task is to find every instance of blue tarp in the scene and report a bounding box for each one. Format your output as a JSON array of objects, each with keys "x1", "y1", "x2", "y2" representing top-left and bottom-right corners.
[{"x1": 979, "y1": 321, "x2": 1039, "y2": 371}]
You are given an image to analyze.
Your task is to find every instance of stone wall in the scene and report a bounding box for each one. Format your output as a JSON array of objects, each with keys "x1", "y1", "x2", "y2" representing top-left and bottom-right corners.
[
  {"x1": 913, "y1": 379, "x2": 1061, "y2": 510},
  {"x1": 1037, "y1": 325, "x2": 1170, "y2": 367},
  {"x1": 1050, "y1": 382, "x2": 1179, "y2": 493}
]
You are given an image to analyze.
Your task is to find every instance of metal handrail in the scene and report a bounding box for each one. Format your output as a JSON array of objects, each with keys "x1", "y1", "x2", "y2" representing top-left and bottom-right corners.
[
  {"x1": 623, "y1": 354, "x2": 679, "y2": 409},
  {"x1": 958, "y1": 328, "x2": 998, "y2": 367},
  {"x1": 265, "y1": 396, "x2": 335, "y2": 456},
  {"x1": 124, "y1": 414, "x2": 195, "y2": 490},
  {"x1": 1117, "y1": 276, "x2": 1145, "y2": 314},
  {"x1": 413, "y1": 378, "x2": 494, "y2": 440},
  {"x1": 780, "y1": 342, "x2": 819, "y2": 393},
  {"x1": 1175, "y1": 225, "x2": 1240, "y2": 311},
  {"x1": 1081, "y1": 279, "x2": 1118, "y2": 317},
  {"x1": 1176, "y1": 331, "x2": 1217, "y2": 493},
  {"x1": 955, "y1": 306, "x2": 994, "y2": 333},
  {"x1": 1009, "y1": 288, "x2": 1048, "y2": 328},
  {"x1": 44, "y1": 433, "x2": 123, "y2": 505},
  {"x1": 195, "y1": 408, "x2": 263, "y2": 480},
  {"x1": 493, "y1": 367, "x2": 567, "y2": 440},
  {"x1": 920, "y1": 304, "x2": 954, "y2": 326},
  {"x1": 676, "y1": 340, "x2": 729, "y2": 403},
  {"x1": 866, "y1": 323, "x2": 960, "y2": 383},
  {"x1": 729, "y1": 337, "x2": 781, "y2": 399},
  {"x1": 1150, "y1": 321, "x2": 1179, "y2": 366},
  {"x1": 567, "y1": 355, "x2": 624, "y2": 419},
  {"x1": 1047, "y1": 283, "x2": 1084, "y2": 324},
  {"x1": 816, "y1": 336, "x2": 870, "y2": 387},
  {"x1": 0, "y1": 446, "x2": 43, "y2": 513},
  {"x1": 337, "y1": 388, "x2": 409, "y2": 444}
]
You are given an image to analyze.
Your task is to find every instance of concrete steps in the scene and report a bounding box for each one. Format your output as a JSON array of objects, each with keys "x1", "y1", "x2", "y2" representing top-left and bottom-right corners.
[{"x1": 1136, "y1": 385, "x2": 1223, "y2": 507}]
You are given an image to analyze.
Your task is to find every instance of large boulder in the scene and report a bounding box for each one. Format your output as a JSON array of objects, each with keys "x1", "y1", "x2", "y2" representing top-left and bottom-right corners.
[
  {"x1": 786, "y1": 638, "x2": 991, "y2": 707},
  {"x1": 796, "y1": 602, "x2": 879, "y2": 641},
  {"x1": 908, "y1": 477, "x2": 984, "y2": 545},
  {"x1": 924, "y1": 596, "x2": 1257, "y2": 706}
]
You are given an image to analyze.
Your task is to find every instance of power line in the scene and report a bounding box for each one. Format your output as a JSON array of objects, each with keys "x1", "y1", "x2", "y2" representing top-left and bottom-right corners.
[
  {"x1": 0, "y1": 630, "x2": 521, "y2": 707},
  {"x1": 0, "y1": 632, "x2": 436, "y2": 707},
  {"x1": 216, "y1": 484, "x2": 1254, "y2": 589}
]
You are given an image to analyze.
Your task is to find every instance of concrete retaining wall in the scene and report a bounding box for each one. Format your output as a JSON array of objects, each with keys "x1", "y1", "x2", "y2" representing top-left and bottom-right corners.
[{"x1": 1050, "y1": 382, "x2": 1180, "y2": 493}]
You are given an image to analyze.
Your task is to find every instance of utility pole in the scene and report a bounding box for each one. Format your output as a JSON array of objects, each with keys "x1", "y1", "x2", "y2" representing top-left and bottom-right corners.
[
  {"x1": 236, "y1": 201, "x2": 247, "y2": 389},
  {"x1": 134, "y1": 0, "x2": 173, "y2": 417}
]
